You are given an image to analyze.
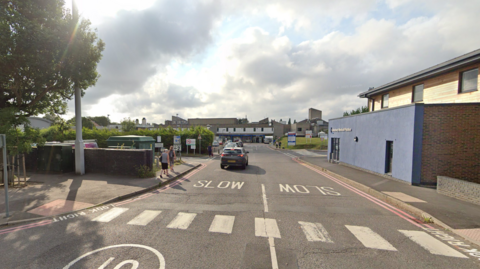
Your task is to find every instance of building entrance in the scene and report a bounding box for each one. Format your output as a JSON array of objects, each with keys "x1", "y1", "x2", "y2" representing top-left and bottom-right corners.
[
  {"x1": 331, "y1": 138, "x2": 340, "y2": 161},
  {"x1": 385, "y1": 141, "x2": 393, "y2": 174}
]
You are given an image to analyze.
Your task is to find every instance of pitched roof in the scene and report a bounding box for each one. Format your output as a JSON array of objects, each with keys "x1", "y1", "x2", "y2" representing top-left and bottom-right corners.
[{"x1": 358, "y1": 48, "x2": 480, "y2": 98}]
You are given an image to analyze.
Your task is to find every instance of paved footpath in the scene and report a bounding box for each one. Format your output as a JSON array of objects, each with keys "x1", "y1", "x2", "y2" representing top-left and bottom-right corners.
[
  {"x1": 0, "y1": 161, "x2": 203, "y2": 225},
  {"x1": 270, "y1": 146, "x2": 480, "y2": 248}
]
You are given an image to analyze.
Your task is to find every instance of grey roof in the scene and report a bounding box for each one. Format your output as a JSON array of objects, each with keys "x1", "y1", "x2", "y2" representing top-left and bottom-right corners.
[{"x1": 358, "y1": 48, "x2": 480, "y2": 98}]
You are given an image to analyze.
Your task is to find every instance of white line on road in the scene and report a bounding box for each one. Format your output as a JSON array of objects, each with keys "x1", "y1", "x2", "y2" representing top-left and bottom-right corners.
[
  {"x1": 167, "y1": 212, "x2": 197, "y2": 230},
  {"x1": 399, "y1": 230, "x2": 467, "y2": 258},
  {"x1": 127, "y1": 210, "x2": 162, "y2": 226},
  {"x1": 261, "y1": 184, "x2": 269, "y2": 212},
  {"x1": 209, "y1": 215, "x2": 235, "y2": 234},
  {"x1": 299, "y1": 221, "x2": 334, "y2": 243},
  {"x1": 255, "y1": 218, "x2": 281, "y2": 238},
  {"x1": 268, "y1": 237, "x2": 279, "y2": 269},
  {"x1": 92, "y1": 208, "x2": 129, "y2": 223},
  {"x1": 346, "y1": 225, "x2": 397, "y2": 251}
]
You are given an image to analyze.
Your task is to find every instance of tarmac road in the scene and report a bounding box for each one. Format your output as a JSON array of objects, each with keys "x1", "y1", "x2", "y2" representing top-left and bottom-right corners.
[{"x1": 0, "y1": 144, "x2": 479, "y2": 268}]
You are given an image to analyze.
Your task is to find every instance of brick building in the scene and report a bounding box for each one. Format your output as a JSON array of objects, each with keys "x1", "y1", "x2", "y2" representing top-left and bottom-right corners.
[{"x1": 328, "y1": 49, "x2": 480, "y2": 186}]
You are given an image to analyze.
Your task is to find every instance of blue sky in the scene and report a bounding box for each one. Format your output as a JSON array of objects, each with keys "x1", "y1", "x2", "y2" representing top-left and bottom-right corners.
[{"x1": 63, "y1": 0, "x2": 480, "y2": 124}]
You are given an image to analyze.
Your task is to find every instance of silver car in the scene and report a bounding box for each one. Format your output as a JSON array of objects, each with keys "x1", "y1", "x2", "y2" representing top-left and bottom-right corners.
[{"x1": 220, "y1": 147, "x2": 249, "y2": 169}]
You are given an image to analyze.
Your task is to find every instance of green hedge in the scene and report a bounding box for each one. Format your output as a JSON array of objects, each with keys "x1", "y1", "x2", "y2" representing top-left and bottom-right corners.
[{"x1": 40, "y1": 126, "x2": 214, "y2": 153}]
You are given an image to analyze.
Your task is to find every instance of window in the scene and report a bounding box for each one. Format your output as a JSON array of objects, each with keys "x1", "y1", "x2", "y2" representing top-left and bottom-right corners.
[
  {"x1": 381, "y1": 94, "x2": 389, "y2": 108},
  {"x1": 243, "y1": 128, "x2": 246, "y2": 131},
  {"x1": 254, "y1": 128, "x2": 256, "y2": 132},
  {"x1": 234, "y1": 128, "x2": 236, "y2": 132},
  {"x1": 226, "y1": 128, "x2": 229, "y2": 131},
  {"x1": 459, "y1": 68, "x2": 478, "y2": 93},
  {"x1": 297, "y1": 127, "x2": 302, "y2": 131},
  {"x1": 261, "y1": 128, "x2": 264, "y2": 131},
  {"x1": 371, "y1": 99, "x2": 375, "y2": 111},
  {"x1": 217, "y1": 128, "x2": 219, "y2": 131},
  {"x1": 412, "y1": 84, "x2": 424, "y2": 102}
]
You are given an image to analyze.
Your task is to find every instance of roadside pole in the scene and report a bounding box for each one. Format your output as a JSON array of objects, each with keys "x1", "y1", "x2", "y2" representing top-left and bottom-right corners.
[{"x1": 1, "y1": 134, "x2": 9, "y2": 217}]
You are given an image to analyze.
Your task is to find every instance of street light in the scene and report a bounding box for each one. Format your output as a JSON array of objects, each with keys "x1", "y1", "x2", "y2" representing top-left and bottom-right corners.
[{"x1": 73, "y1": 0, "x2": 85, "y2": 175}]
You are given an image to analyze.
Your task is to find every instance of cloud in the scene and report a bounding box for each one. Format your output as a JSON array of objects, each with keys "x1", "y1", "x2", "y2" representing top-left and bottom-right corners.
[
  {"x1": 67, "y1": 0, "x2": 480, "y2": 125},
  {"x1": 83, "y1": 0, "x2": 221, "y2": 103}
]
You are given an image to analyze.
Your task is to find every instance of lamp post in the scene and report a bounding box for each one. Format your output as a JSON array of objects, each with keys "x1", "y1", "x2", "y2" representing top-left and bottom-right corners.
[{"x1": 73, "y1": 0, "x2": 85, "y2": 175}]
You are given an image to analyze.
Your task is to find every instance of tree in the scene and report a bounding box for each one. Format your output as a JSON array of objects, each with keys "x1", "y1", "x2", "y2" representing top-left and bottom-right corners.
[
  {"x1": 0, "y1": 1, "x2": 105, "y2": 118},
  {"x1": 288, "y1": 118, "x2": 291, "y2": 125},
  {"x1": 294, "y1": 119, "x2": 297, "y2": 123},
  {"x1": 121, "y1": 118, "x2": 136, "y2": 132},
  {"x1": 343, "y1": 105, "x2": 369, "y2": 116},
  {"x1": 89, "y1": 116, "x2": 110, "y2": 127},
  {"x1": 0, "y1": 108, "x2": 45, "y2": 155},
  {"x1": 66, "y1": 117, "x2": 94, "y2": 129}
]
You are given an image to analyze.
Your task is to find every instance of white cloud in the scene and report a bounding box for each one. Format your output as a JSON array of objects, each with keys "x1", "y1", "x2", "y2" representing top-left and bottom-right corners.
[{"x1": 64, "y1": 0, "x2": 480, "y2": 124}]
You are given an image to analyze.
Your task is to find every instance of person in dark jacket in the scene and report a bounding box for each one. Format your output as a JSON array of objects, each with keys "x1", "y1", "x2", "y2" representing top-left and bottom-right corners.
[{"x1": 168, "y1": 146, "x2": 176, "y2": 173}]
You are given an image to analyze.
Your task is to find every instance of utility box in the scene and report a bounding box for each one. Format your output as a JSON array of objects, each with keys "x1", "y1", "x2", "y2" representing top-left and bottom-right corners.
[
  {"x1": 36, "y1": 144, "x2": 74, "y2": 173},
  {"x1": 106, "y1": 135, "x2": 155, "y2": 164}
]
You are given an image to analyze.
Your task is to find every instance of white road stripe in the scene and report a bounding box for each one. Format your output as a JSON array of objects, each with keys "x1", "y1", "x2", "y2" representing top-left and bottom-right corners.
[
  {"x1": 346, "y1": 225, "x2": 397, "y2": 251},
  {"x1": 92, "y1": 208, "x2": 129, "y2": 223},
  {"x1": 399, "y1": 230, "x2": 467, "y2": 258},
  {"x1": 167, "y1": 212, "x2": 197, "y2": 230},
  {"x1": 261, "y1": 184, "x2": 269, "y2": 212},
  {"x1": 268, "y1": 237, "x2": 279, "y2": 269},
  {"x1": 127, "y1": 210, "x2": 162, "y2": 226},
  {"x1": 299, "y1": 221, "x2": 334, "y2": 243},
  {"x1": 209, "y1": 215, "x2": 235, "y2": 234},
  {"x1": 255, "y1": 218, "x2": 281, "y2": 238}
]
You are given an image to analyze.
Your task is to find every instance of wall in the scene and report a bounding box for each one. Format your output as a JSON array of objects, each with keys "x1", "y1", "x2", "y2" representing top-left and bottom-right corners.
[
  {"x1": 309, "y1": 108, "x2": 322, "y2": 120},
  {"x1": 370, "y1": 63, "x2": 480, "y2": 111},
  {"x1": 421, "y1": 103, "x2": 480, "y2": 184},
  {"x1": 85, "y1": 148, "x2": 153, "y2": 176},
  {"x1": 189, "y1": 118, "x2": 238, "y2": 125},
  {"x1": 437, "y1": 176, "x2": 480, "y2": 206},
  {"x1": 328, "y1": 104, "x2": 422, "y2": 184}
]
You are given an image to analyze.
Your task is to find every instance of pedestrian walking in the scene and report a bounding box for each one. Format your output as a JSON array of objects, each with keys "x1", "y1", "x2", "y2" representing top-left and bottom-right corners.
[
  {"x1": 208, "y1": 144, "x2": 213, "y2": 157},
  {"x1": 160, "y1": 149, "x2": 169, "y2": 178},
  {"x1": 168, "y1": 146, "x2": 176, "y2": 173},
  {"x1": 279, "y1": 141, "x2": 282, "y2": 148}
]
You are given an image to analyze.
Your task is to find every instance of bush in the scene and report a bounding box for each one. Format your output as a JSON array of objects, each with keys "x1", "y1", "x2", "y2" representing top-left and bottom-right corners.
[
  {"x1": 136, "y1": 165, "x2": 156, "y2": 178},
  {"x1": 40, "y1": 125, "x2": 214, "y2": 153}
]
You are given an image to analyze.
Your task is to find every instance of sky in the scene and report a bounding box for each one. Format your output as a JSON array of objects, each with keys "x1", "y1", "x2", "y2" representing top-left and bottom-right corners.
[{"x1": 62, "y1": 0, "x2": 480, "y2": 124}]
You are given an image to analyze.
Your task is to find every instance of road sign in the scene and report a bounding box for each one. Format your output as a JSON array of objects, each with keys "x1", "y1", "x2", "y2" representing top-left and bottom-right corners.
[
  {"x1": 174, "y1": 136, "x2": 181, "y2": 144},
  {"x1": 173, "y1": 145, "x2": 182, "y2": 151},
  {"x1": 186, "y1": 139, "x2": 196, "y2": 145},
  {"x1": 155, "y1": 143, "x2": 163, "y2": 148},
  {"x1": 288, "y1": 132, "x2": 296, "y2": 146},
  {"x1": 191, "y1": 145, "x2": 196, "y2": 149},
  {"x1": 305, "y1": 130, "x2": 312, "y2": 139},
  {"x1": 156, "y1": 136, "x2": 161, "y2": 143}
]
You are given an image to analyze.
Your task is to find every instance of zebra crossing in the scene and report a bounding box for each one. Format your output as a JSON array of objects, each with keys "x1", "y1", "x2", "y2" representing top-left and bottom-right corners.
[{"x1": 90, "y1": 207, "x2": 467, "y2": 258}]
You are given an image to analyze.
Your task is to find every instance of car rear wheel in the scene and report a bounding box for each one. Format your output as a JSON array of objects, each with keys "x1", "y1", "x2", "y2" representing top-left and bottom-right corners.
[
  {"x1": 246, "y1": 160, "x2": 249, "y2": 166},
  {"x1": 242, "y1": 164, "x2": 246, "y2": 170}
]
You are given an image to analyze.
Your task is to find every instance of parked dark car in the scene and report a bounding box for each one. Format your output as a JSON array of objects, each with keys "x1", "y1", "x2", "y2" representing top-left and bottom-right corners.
[{"x1": 220, "y1": 147, "x2": 249, "y2": 169}]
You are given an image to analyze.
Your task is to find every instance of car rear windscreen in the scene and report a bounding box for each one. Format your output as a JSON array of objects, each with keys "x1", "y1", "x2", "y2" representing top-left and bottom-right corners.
[{"x1": 224, "y1": 149, "x2": 242, "y2": 154}]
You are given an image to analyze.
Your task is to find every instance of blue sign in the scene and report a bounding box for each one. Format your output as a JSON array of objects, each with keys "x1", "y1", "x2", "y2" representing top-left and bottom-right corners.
[
  {"x1": 287, "y1": 132, "x2": 296, "y2": 146},
  {"x1": 174, "y1": 136, "x2": 181, "y2": 144}
]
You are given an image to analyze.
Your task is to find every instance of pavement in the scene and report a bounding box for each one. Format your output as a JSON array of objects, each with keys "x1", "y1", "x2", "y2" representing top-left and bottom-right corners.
[
  {"x1": 0, "y1": 161, "x2": 201, "y2": 226},
  {"x1": 269, "y1": 145, "x2": 480, "y2": 247}
]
